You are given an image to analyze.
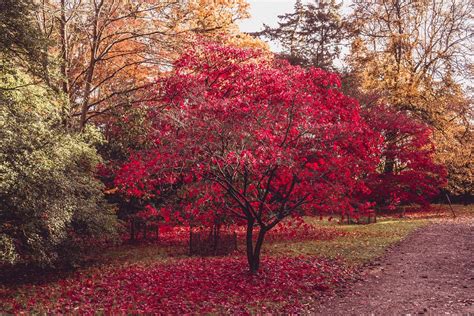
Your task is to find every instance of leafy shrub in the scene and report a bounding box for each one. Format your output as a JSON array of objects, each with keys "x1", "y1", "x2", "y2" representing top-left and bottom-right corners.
[{"x1": 0, "y1": 66, "x2": 118, "y2": 266}]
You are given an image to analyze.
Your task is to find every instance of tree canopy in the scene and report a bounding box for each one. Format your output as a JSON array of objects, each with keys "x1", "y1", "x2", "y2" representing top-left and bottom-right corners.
[
  {"x1": 115, "y1": 43, "x2": 381, "y2": 272},
  {"x1": 348, "y1": 0, "x2": 473, "y2": 195}
]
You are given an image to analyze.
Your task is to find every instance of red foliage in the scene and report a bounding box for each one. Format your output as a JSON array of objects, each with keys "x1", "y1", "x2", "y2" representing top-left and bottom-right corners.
[
  {"x1": 1, "y1": 257, "x2": 352, "y2": 314},
  {"x1": 114, "y1": 42, "x2": 380, "y2": 271},
  {"x1": 362, "y1": 106, "x2": 447, "y2": 210}
]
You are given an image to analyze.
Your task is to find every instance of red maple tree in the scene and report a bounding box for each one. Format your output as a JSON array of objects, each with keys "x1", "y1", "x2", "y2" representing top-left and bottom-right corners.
[
  {"x1": 115, "y1": 43, "x2": 380, "y2": 272},
  {"x1": 362, "y1": 105, "x2": 447, "y2": 211}
]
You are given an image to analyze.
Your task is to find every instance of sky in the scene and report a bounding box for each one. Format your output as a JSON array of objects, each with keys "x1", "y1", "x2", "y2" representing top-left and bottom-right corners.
[
  {"x1": 238, "y1": 1, "x2": 298, "y2": 35},
  {"x1": 238, "y1": 0, "x2": 304, "y2": 52}
]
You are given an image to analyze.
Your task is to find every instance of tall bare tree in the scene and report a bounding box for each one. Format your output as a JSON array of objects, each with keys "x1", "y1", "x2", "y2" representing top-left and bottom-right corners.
[{"x1": 34, "y1": 0, "x2": 252, "y2": 128}]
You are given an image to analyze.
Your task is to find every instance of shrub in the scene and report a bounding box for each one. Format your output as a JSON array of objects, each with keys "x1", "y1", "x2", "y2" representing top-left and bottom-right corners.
[{"x1": 0, "y1": 67, "x2": 118, "y2": 266}]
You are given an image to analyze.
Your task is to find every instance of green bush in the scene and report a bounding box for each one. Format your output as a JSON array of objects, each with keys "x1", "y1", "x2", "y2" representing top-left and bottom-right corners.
[{"x1": 0, "y1": 66, "x2": 118, "y2": 266}]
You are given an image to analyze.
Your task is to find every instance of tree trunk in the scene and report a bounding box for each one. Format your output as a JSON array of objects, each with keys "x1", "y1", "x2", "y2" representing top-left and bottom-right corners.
[
  {"x1": 212, "y1": 224, "x2": 220, "y2": 255},
  {"x1": 384, "y1": 158, "x2": 395, "y2": 174},
  {"x1": 383, "y1": 131, "x2": 397, "y2": 174},
  {"x1": 189, "y1": 225, "x2": 193, "y2": 255},
  {"x1": 79, "y1": 50, "x2": 96, "y2": 128},
  {"x1": 245, "y1": 219, "x2": 267, "y2": 274},
  {"x1": 252, "y1": 228, "x2": 266, "y2": 272},
  {"x1": 59, "y1": 0, "x2": 69, "y2": 96},
  {"x1": 79, "y1": 2, "x2": 102, "y2": 129},
  {"x1": 246, "y1": 219, "x2": 255, "y2": 272},
  {"x1": 130, "y1": 218, "x2": 135, "y2": 241}
]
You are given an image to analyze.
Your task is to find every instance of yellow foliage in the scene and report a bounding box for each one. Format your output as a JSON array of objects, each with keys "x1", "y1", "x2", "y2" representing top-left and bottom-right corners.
[
  {"x1": 37, "y1": 0, "x2": 266, "y2": 127},
  {"x1": 348, "y1": 0, "x2": 473, "y2": 194}
]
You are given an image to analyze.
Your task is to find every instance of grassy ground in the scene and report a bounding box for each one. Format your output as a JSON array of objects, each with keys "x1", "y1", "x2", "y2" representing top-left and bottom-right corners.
[
  {"x1": 274, "y1": 204, "x2": 473, "y2": 265},
  {"x1": 268, "y1": 217, "x2": 428, "y2": 265},
  {"x1": 94, "y1": 204, "x2": 472, "y2": 267}
]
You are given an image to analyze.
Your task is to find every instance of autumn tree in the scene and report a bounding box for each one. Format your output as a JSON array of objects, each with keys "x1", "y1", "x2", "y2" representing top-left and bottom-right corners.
[
  {"x1": 33, "y1": 0, "x2": 259, "y2": 129},
  {"x1": 115, "y1": 43, "x2": 380, "y2": 273},
  {"x1": 257, "y1": 0, "x2": 346, "y2": 70},
  {"x1": 348, "y1": 0, "x2": 473, "y2": 195},
  {"x1": 361, "y1": 106, "x2": 447, "y2": 211}
]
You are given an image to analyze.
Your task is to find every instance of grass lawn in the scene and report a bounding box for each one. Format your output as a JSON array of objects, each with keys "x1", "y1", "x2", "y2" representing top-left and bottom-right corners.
[{"x1": 268, "y1": 217, "x2": 428, "y2": 265}]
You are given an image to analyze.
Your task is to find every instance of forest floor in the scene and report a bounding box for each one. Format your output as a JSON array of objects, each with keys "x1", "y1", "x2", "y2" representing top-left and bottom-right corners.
[
  {"x1": 313, "y1": 212, "x2": 474, "y2": 315},
  {"x1": 1, "y1": 205, "x2": 473, "y2": 313}
]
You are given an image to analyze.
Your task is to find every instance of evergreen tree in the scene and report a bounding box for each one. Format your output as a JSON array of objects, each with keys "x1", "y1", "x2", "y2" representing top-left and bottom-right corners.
[
  {"x1": 0, "y1": 0, "x2": 50, "y2": 82},
  {"x1": 257, "y1": 0, "x2": 346, "y2": 70}
]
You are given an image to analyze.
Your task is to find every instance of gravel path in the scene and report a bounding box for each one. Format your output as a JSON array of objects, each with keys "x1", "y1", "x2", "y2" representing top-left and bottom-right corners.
[{"x1": 315, "y1": 220, "x2": 474, "y2": 315}]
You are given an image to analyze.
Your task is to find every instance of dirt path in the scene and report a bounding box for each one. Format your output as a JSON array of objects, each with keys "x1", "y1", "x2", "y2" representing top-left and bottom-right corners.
[{"x1": 315, "y1": 220, "x2": 474, "y2": 315}]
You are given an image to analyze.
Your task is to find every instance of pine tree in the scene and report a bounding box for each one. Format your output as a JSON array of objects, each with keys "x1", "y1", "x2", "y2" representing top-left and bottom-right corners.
[{"x1": 257, "y1": 0, "x2": 346, "y2": 70}]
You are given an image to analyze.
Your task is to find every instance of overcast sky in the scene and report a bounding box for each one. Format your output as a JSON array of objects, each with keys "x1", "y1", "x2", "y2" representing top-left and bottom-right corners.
[
  {"x1": 238, "y1": 1, "x2": 297, "y2": 34},
  {"x1": 238, "y1": 1, "x2": 306, "y2": 52},
  {"x1": 238, "y1": 0, "x2": 351, "y2": 33}
]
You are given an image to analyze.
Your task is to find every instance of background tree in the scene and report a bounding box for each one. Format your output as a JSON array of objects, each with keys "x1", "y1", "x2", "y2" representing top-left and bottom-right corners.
[
  {"x1": 19, "y1": 0, "x2": 269, "y2": 233},
  {"x1": 0, "y1": 0, "x2": 50, "y2": 84},
  {"x1": 34, "y1": 0, "x2": 259, "y2": 129},
  {"x1": 348, "y1": 0, "x2": 473, "y2": 196},
  {"x1": 257, "y1": 0, "x2": 346, "y2": 70},
  {"x1": 0, "y1": 67, "x2": 118, "y2": 266},
  {"x1": 362, "y1": 106, "x2": 447, "y2": 211}
]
